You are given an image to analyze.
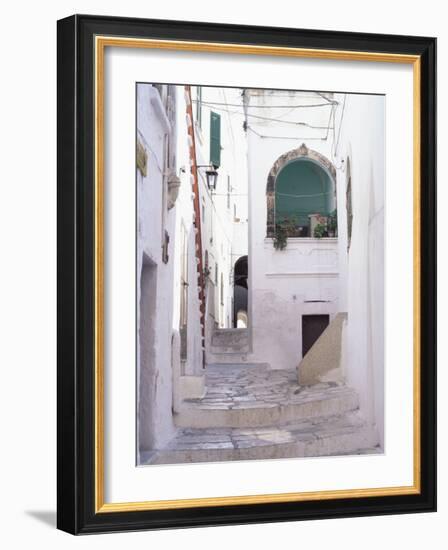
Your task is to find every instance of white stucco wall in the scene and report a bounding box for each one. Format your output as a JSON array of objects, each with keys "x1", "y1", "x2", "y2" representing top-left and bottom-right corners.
[
  {"x1": 136, "y1": 84, "x2": 178, "y2": 457},
  {"x1": 334, "y1": 93, "x2": 385, "y2": 447},
  {"x1": 171, "y1": 89, "x2": 203, "y2": 378},
  {"x1": 245, "y1": 89, "x2": 384, "y2": 444},
  {"x1": 245, "y1": 90, "x2": 340, "y2": 370},
  {"x1": 137, "y1": 84, "x2": 250, "y2": 459}
]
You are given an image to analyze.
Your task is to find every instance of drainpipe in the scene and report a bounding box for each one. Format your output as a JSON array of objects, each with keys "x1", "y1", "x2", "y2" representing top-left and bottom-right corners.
[{"x1": 184, "y1": 85, "x2": 206, "y2": 367}]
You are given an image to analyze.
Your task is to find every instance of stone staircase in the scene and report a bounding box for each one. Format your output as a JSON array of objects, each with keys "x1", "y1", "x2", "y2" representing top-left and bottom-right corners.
[
  {"x1": 143, "y1": 363, "x2": 380, "y2": 465},
  {"x1": 211, "y1": 328, "x2": 249, "y2": 352},
  {"x1": 150, "y1": 411, "x2": 379, "y2": 464},
  {"x1": 206, "y1": 328, "x2": 252, "y2": 364}
]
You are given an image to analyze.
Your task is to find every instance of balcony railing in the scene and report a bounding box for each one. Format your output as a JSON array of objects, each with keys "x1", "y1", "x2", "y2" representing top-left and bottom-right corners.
[{"x1": 270, "y1": 212, "x2": 337, "y2": 250}]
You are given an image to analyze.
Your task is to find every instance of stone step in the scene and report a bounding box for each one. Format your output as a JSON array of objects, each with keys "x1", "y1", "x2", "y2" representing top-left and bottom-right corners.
[
  {"x1": 210, "y1": 346, "x2": 250, "y2": 354},
  {"x1": 174, "y1": 379, "x2": 359, "y2": 429},
  {"x1": 211, "y1": 328, "x2": 248, "y2": 342},
  {"x1": 146, "y1": 411, "x2": 380, "y2": 465},
  {"x1": 206, "y1": 352, "x2": 251, "y2": 364},
  {"x1": 211, "y1": 328, "x2": 249, "y2": 352}
]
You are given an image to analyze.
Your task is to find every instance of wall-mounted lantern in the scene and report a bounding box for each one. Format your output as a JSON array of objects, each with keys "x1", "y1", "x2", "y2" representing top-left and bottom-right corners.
[
  {"x1": 205, "y1": 168, "x2": 218, "y2": 191},
  {"x1": 197, "y1": 165, "x2": 219, "y2": 192}
]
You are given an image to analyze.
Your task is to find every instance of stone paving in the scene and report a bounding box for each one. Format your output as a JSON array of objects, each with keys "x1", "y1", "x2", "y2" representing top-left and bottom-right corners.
[
  {"x1": 175, "y1": 363, "x2": 359, "y2": 429},
  {"x1": 143, "y1": 364, "x2": 381, "y2": 465},
  {"x1": 170, "y1": 412, "x2": 369, "y2": 450},
  {"x1": 184, "y1": 363, "x2": 348, "y2": 410},
  {"x1": 149, "y1": 410, "x2": 380, "y2": 464}
]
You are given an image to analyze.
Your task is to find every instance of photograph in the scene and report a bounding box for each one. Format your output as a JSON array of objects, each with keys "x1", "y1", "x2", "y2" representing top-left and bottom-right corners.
[
  {"x1": 55, "y1": 13, "x2": 436, "y2": 534},
  {"x1": 0, "y1": 0, "x2": 442, "y2": 543},
  {"x1": 136, "y1": 83, "x2": 385, "y2": 466}
]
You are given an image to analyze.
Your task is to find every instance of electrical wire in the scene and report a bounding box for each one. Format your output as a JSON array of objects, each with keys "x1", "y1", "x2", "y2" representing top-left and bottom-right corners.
[
  {"x1": 194, "y1": 100, "x2": 337, "y2": 109},
  {"x1": 276, "y1": 191, "x2": 332, "y2": 199},
  {"x1": 316, "y1": 92, "x2": 335, "y2": 104},
  {"x1": 241, "y1": 101, "x2": 334, "y2": 138},
  {"x1": 194, "y1": 101, "x2": 334, "y2": 129},
  {"x1": 240, "y1": 108, "x2": 334, "y2": 128},
  {"x1": 324, "y1": 104, "x2": 334, "y2": 141},
  {"x1": 247, "y1": 126, "x2": 328, "y2": 141},
  {"x1": 332, "y1": 94, "x2": 347, "y2": 157},
  {"x1": 211, "y1": 193, "x2": 248, "y2": 196}
]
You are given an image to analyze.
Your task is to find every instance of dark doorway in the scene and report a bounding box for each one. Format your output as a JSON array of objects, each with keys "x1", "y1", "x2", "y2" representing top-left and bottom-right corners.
[
  {"x1": 233, "y1": 255, "x2": 248, "y2": 327},
  {"x1": 138, "y1": 255, "x2": 158, "y2": 454},
  {"x1": 302, "y1": 314, "x2": 329, "y2": 357}
]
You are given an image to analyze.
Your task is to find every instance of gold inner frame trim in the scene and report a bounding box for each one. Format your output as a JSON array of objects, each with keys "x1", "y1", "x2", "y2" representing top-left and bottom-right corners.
[{"x1": 94, "y1": 35, "x2": 421, "y2": 513}]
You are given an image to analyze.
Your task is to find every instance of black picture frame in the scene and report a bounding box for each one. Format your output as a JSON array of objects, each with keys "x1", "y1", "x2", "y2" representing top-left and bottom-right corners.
[{"x1": 57, "y1": 14, "x2": 436, "y2": 534}]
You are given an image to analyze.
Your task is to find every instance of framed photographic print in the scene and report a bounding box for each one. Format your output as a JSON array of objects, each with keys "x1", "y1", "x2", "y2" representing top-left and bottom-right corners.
[{"x1": 57, "y1": 14, "x2": 436, "y2": 534}]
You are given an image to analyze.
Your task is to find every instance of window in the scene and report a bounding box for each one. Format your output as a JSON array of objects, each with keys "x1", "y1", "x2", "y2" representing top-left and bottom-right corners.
[{"x1": 210, "y1": 111, "x2": 221, "y2": 168}]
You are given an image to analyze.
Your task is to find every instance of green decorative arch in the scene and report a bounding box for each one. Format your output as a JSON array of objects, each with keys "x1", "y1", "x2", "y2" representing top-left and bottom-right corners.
[{"x1": 266, "y1": 144, "x2": 336, "y2": 237}]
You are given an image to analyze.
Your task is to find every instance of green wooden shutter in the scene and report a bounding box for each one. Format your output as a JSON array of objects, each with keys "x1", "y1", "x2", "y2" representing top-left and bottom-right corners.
[{"x1": 210, "y1": 111, "x2": 221, "y2": 168}]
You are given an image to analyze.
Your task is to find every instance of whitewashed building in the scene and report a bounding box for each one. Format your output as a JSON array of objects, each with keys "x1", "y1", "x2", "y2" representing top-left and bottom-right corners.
[
  {"x1": 190, "y1": 85, "x2": 249, "y2": 333},
  {"x1": 136, "y1": 84, "x2": 179, "y2": 460},
  {"x1": 136, "y1": 84, "x2": 248, "y2": 463},
  {"x1": 332, "y1": 92, "x2": 385, "y2": 447},
  {"x1": 137, "y1": 84, "x2": 384, "y2": 464},
  {"x1": 243, "y1": 89, "x2": 384, "y2": 448},
  {"x1": 243, "y1": 89, "x2": 340, "y2": 372}
]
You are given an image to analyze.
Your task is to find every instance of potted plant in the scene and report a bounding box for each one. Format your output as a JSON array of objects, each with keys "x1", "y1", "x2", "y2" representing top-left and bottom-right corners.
[
  {"x1": 273, "y1": 224, "x2": 287, "y2": 250},
  {"x1": 273, "y1": 215, "x2": 298, "y2": 250},
  {"x1": 313, "y1": 223, "x2": 327, "y2": 239},
  {"x1": 327, "y1": 209, "x2": 338, "y2": 237}
]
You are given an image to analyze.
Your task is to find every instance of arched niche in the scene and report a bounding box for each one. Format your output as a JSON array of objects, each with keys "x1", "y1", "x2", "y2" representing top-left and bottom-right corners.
[{"x1": 266, "y1": 143, "x2": 336, "y2": 237}]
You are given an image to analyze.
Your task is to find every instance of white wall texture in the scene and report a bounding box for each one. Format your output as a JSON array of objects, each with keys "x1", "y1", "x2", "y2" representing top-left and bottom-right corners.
[
  {"x1": 136, "y1": 84, "x2": 177, "y2": 454},
  {"x1": 335, "y1": 93, "x2": 385, "y2": 447},
  {"x1": 136, "y1": 84, "x2": 249, "y2": 456},
  {"x1": 171, "y1": 88, "x2": 203, "y2": 378},
  {"x1": 246, "y1": 90, "x2": 385, "y2": 447},
  {"x1": 2, "y1": 2, "x2": 445, "y2": 549},
  {"x1": 246, "y1": 90, "x2": 341, "y2": 369}
]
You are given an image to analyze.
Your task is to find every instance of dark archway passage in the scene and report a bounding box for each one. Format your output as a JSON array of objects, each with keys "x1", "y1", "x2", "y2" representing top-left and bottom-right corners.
[{"x1": 233, "y1": 255, "x2": 248, "y2": 328}]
